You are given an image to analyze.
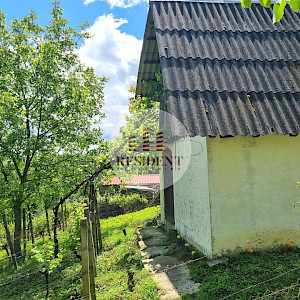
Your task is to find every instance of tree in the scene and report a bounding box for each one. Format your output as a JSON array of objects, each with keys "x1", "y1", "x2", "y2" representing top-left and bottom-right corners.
[
  {"x1": 0, "y1": 2, "x2": 107, "y2": 257},
  {"x1": 109, "y1": 75, "x2": 163, "y2": 179},
  {"x1": 241, "y1": 0, "x2": 300, "y2": 23},
  {"x1": 37, "y1": 150, "x2": 110, "y2": 257}
]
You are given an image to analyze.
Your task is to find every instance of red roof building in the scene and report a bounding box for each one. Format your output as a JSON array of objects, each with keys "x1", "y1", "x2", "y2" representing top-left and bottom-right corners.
[{"x1": 102, "y1": 174, "x2": 160, "y2": 187}]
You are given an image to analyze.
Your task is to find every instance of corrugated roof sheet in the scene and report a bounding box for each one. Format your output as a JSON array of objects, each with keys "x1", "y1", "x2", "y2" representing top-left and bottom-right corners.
[
  {"x1": 136, "y1": 1, "x2": 300, "y2": 137},
  {"x1": 167, "y1": 90, "x2": 300, "y2": 137},
  {"x1": 152, "y1": 1, "x2": 300, "y2": 33},
  {"x1": 156, "y1": 30, "x2": 300, "y2": 61},
  {"x1": 161, "y1": 58, "x2": 300, "y2": 93}
]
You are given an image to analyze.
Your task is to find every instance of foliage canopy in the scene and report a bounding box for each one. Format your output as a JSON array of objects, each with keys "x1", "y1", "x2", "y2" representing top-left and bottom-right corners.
[{"x1": 0, "y1": 1, "x2": 107, "y2": 256}]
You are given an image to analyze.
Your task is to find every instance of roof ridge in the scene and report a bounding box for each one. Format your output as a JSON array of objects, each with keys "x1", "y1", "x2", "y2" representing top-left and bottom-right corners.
[
  {"x1": 159, "y1": 56, "x2": 300, "y2": 64},
  {"x1": 132, "y1": 174, "x2": 160, "y2": 176},
  {"x1": 155, "y1": 27, "x2": 300, "y2": 35},
  {"x1": 154, "y1": 26, "x2": 300, "y2": 34},
  {"x1": 161, "y1": 56, "x2": 300, "y2": 65},
  {"x1": 165, "y1": 90, "x2": 300, "y2": 96},
  {"x1": 163, "y1": 83, "x2": 300, "y2": 93}
]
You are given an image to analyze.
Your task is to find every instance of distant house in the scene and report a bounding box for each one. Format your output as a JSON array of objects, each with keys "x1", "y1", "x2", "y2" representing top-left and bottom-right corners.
[
  {"x1": 102, "y1": 174, "x2": 160, "y2": 191},
  {"x1": 136, "y1": 1, "x2": 300, "y2": 256}
]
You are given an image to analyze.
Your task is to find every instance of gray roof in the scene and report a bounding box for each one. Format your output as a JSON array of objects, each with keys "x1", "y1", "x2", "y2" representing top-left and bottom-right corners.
[{"x1": 136, "y1": 1, "x2": 300, "y2": 137}]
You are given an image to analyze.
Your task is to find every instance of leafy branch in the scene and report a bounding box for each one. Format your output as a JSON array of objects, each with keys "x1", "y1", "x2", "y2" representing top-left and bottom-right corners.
[{"x1": 241, "y1": 0, "x2": 300, "y2": 22}]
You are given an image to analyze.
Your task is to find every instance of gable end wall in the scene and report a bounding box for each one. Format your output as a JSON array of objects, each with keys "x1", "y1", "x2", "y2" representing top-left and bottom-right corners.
[{"x1": 207, "y1": 134, "x2": 300, "y2": 253}]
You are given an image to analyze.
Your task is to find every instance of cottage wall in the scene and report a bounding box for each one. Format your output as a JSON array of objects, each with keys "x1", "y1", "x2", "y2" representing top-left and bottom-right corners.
[
  {"x1": 163, "y1": 136, "x2": 212, "y2": 255},
  {"x1": 207, "y1": 134, "x2": 300, "y2": 254}
]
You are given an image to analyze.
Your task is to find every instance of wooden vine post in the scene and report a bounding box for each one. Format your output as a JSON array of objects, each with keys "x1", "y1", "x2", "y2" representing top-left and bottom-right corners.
[
  {"x1": 80, "y1": 208, "x2": 96, "y2": 300},
  {"x1": 89, "y1": 184, "x2": 97, "y2": 254},
  {"x1": 105, "y1": 195, "x2": 109, "y2": 219},
  {"x1": 80, "y1": 217, "x2": 90, "y2": 298},
  {"x1": 94, "y1": 189, "x2": 102, "y2": 252},
  {"x1": 84, "y1": 207, "x2": 96, "y2": 272},
  {"x1": 89, "y1": 183, "x2": 102, "y2": 254}
]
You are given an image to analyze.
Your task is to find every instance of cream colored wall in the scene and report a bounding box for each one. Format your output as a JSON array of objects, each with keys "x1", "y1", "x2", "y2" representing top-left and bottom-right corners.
[
  {"x1": 207, "y1": 134, "x2": 300, "y2": 254},
  {"x1": 170, "y1": 136, "x2": 212, "y2": 255}
]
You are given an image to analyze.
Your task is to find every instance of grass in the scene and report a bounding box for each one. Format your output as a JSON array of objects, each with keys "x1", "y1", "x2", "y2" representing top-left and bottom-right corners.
[
  {"x1": 2, "y1": 207, "x2": 299, "y2": 299},
  {"x1": 0, "y1": 246, "x2": 82, "y2": 300},
  {"x1": 183, "y1": 246, "x2": 300, "y2": 299},
  {"x1": 154, "y1": 230, "x2": 300, "y2": 299},
  {"x1": 0, "y1": 206, "x2": 161, "y2": 300},
  {"x1": 94, "y1": 207, "x2": 160, "y2": 300}
]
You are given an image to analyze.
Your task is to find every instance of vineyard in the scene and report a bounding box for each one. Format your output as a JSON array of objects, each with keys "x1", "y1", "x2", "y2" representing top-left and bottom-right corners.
[
  {"x1": 0, "y1": 201, "x2": 160, "y2": 300},
  {"x1": 1, "y1": 195, "x2": 300, "y2": 299}
]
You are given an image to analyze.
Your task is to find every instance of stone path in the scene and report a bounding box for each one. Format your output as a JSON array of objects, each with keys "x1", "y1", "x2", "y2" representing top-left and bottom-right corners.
[{"x1": 137, "y1": 227, "x2": 201, "y2": 300}]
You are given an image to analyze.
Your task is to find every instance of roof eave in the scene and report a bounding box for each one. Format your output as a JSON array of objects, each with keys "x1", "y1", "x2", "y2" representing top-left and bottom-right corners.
[{"x1": 136, "y1": 5, "x2": 161, "y2": 97}]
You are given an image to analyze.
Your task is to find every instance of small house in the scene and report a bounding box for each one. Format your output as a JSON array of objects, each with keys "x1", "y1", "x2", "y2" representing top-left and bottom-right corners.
[
  {"x1": 101, "y1": 174, "x2": 160, "y2": 203},
  {"x1": 136, "y1": 1, "x2": 300, "y2": 256},
  {"x1": 102, "y1": 174, "x2": 160, "y2": 190}
]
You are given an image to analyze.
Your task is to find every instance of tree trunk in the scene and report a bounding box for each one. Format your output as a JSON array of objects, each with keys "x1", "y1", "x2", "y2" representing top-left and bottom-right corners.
[
  {"x1": 45, "y1": 203, "x2": 51, "y2": 240},
  {"x1": 2, "y1": 244, "x2": 10, "y2": 260},
  {"x1": 13, "y1": 199, "x2": 22, "y2": 258},
  {"x1": 53, "y1": 205, "x2": 59, "y2": 258},
  {"x1": 44, "y1": 270, "x2": 49, "y2": 299},
  {"x1": 2, "y1": 213, "x2": 18, "y2": 269},
  {"x1": 22, "y1": 208, "x2": 26, "y2": 257},
  {"x1": 61, "y1": 204, "x2": 65, "y2": 231},
  {"x1": 64, "y1": 202, "x2": 67, "y2": 229},
  {"x1": 28, "y1": 205, "x2": 34, "y2": 245},
  {"x1": 27, "y1": 218, "x2": 30, "y2": 241},
  {"x1": 83, "y1": 181, "x2": 88, "y2": 197}
]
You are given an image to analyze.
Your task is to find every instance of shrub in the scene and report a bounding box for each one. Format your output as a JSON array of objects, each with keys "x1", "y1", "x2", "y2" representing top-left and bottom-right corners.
[
  {"x1": 110, "y1": 193, "x2": 148, "y2": 213},
  {"x1": 59, "y1": 201, "x2": 84, "y2": 253}
]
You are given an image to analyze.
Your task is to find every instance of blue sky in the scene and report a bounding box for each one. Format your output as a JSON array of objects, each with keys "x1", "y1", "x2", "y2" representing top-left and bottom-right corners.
[{"x1": 0, "y1": 0, "x2": 149, "y2": 139}]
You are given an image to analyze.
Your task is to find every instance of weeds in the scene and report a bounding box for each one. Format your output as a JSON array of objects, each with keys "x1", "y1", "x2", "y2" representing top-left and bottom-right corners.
[
  {"x1": 0, "y1": 206, "x2": 160, "y2": 299},
  {"x1": 183, "y1": 246, "x2": 300, "y2": 299}
]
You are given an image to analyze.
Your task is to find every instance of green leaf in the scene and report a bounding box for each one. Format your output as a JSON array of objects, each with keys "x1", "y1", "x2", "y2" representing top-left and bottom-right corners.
[
  {"x1": 259, "y1": 0, "x2": 272, "y2": 7},
  {"x1": 241, "y1": 0, "x2": 252, "y2": 8},
  {"x1": 289, "y1": 0, "x2": 300, "y2": 11},
  {"x1": 273, "y1": 0, "x2": 287, "y2": 23}
]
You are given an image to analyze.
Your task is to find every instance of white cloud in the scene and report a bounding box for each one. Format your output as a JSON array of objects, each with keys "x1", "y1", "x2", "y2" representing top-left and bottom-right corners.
[
  {"x1": 78, "y1": 14, "x2": 142, "y2": 139},
  {"x1": 83, "y1": 0, "x2": 95, "y2": 4},
  {"x1": 83, "y1": 0, "x2": 147, "y2": 8}
]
